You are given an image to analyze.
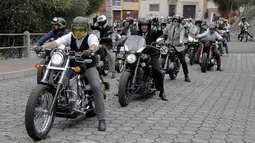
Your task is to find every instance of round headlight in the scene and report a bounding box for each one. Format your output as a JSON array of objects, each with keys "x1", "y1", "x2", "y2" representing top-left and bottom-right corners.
[
  {"x1": 51, "y1": 52, "x2": 64, "y2": 66},
  {"x1": 160, "y1": 46, "x2": 168, "y2": 55},
  {"x1": 126, "y1": 54, "x2": 137, "y2": 64}
]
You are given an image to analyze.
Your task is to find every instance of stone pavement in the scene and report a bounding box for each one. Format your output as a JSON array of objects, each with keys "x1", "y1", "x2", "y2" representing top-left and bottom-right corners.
[{"x1": 1, "y1": 54, "x2": 255, "y2": 143}]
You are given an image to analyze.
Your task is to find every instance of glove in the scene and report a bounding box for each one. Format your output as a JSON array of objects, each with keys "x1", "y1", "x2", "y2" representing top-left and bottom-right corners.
[
  {"x1": 81, "y1": 49, "x2": 93, "y2": 59},
  {"x1": 34, "y1": 46, "x2": 43, "y2": 54}
]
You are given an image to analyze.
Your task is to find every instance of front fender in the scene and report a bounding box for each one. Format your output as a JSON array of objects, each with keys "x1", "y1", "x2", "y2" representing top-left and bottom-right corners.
[{"x1": 38, "y1": 80, "x2": 54, "y2": 89}]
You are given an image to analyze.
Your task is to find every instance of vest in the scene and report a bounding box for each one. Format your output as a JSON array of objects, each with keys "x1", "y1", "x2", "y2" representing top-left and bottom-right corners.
[{"x1": 70, "y1": 34, "x2": 97, "y2": 68}]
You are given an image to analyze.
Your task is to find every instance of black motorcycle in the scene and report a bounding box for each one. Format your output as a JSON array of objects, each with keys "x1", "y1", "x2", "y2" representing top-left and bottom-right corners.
[
  {"x1": 114, "y1": 34, "x2": 128, "y2": 73},
  {"x1": 199, "y1": 38, "x2": 217, "y2": 72},
  {"x1": 118, "y1": 35, "x2": 156, "y2": 107},
  {"x1": 155, "y1": 37, "x2": 181, "y2": 80},
  {"x1": 25, "y1": 46, "x2": 109, "y2": 141},
  {"x1": 36, "y1": 49, "x2": 52, "y2": 83},
  {"x1": 185, "y1": 36, "x2": 200, "y2": 65}
]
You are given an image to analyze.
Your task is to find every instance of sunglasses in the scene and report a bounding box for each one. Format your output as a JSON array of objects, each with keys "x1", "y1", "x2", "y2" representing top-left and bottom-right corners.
[{"x1": 173, "y1": 20, "x2": 179, "y2": 23}]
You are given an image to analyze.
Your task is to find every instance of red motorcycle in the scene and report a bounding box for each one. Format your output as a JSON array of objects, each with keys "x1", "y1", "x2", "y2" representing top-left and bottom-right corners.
[{"x1": 199, "y1": 38, "x2": 217, "y2": 73}]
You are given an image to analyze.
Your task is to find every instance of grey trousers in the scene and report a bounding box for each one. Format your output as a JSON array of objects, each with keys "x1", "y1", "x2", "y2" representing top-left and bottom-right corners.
[
  {"x1": 84, "y1": 67, "x2": 105, "y2": 120},
  {"x1": 104, "y1": 43, "x2": 116, "y2": 72}
]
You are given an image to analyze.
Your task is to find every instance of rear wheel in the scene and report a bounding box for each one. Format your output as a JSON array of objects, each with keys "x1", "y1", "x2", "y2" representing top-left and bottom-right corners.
[
  {"x1": 201, "y1": 53, "x2": 208, "y2": 73},
  {"x1": 25, "y1": 84, "x2": 55, "y2": 141}
]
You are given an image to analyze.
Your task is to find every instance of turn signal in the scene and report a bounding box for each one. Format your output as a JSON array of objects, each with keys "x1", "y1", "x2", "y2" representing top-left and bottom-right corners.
[
  {"x1": 118, "y1": 60, "x2": 123, "y2": 64},
  {"x1": 35, "y1": 63, "x2": 41, "y2": 69},
  {"x1": 141, "y1": 62, "x2": 146, "y2": 68},
  {"x1": 99, "y1": 45, "x2": 102, "y2": 48},
  {"x1": 73, "y1": 66, "x2": 81, "y2": 73}
]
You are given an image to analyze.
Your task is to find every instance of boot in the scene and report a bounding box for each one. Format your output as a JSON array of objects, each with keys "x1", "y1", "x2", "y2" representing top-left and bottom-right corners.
[
  {"x1": 98, "y1": 120, "x2": 106, "y2": 131},
  {"x1": 159, "y1": 90, "x2": 168, "y2": 101},
  {"x1": 217, "y1": 66, "x2": 223, "y2": 71},
  {"x1": 185, "y1": 74, "x2": 191, "y2": 82}
]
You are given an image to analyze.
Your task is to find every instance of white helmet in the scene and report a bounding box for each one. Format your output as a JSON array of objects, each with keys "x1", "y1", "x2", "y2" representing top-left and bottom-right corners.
[{"x1": 97, "y1": 15, "x2": 108, "y2": 28}]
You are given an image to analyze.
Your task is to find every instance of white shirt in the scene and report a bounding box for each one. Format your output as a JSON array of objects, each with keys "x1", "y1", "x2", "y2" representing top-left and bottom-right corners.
[{"x1": 55, "y1": 32, "x2": 99, "y2": 49}]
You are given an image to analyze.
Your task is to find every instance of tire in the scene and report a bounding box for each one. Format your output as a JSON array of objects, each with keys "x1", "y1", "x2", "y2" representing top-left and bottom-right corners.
[
  {"x1": 160, "y1": 58, "x2": 165, "y2": 69},
  {"x1": 37, "y1": 59, "x2": 49, "y2": 83},
  {"x1": 245, "y1": 32, "x2": 248, "y2": 42},
  {"x1": 226, "y1": 32, "x2": 230, "y2": 42},
  {"x1": 189, "y1": 49, "x2": 194, "y2": 65},
  {"x1": 240, "y1": 33, "x2": 244, "y2": 41},
  {"x1": 169, "y1": 60, "x2": 178, "y2": 80},
  {"x1": 201, "y1": 53, "x2": 208, "y2": 73},
  {"x1": 118, "y1": 71, "x2": 132, "y2": 107},
  {"x1": 116, "y1": 59, "x2": 124, "y2": 73},
  {"x1": 25, "y1": 84, "x2": 55, "y2": 141}
]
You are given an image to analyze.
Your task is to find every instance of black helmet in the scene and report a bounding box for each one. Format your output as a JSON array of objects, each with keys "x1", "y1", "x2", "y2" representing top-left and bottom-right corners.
[
  {"x1": 138, "y1": 18, "x2": 151, "y2": 32},
  {"x1": 51, "y1": 17, "x2": 66, "y2": 29},
  {"x1": 172, "y1": 15, "x2": 181, "y2": 22},
  {"x1": 71, "y1": 16, "x2": 89, "y2": 39},
  {"x1": 241, "y1": 17, "x2": 246, "y2": 21},
  {"x1": 195, "y1": 18, "x2": 203, "y2": 25},
  {"x1": 126, "y1": 17, "x2": 134, "y2": 25},
  {"x1": 151, "y1": 17, "x2": 159, "y2": 26}
]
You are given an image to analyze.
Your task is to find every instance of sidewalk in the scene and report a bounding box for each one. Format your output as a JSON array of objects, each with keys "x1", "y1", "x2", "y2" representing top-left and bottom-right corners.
[{"x1": 0, "y1": 57, "x2": 41, "y2": 80}]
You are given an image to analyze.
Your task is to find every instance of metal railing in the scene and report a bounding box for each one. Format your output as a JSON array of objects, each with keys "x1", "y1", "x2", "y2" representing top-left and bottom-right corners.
[{"x1": 0, "y1": 31, "x2": 46, "y2": 58}]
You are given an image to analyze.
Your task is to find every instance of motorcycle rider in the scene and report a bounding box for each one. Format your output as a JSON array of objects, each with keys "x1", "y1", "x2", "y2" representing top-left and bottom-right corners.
[
  {"x1": 195, "y1": 25, "x2": 223, "y2": 71},
  {"x1": 238, "y1": 17, "x2": 253, "y2": 39},
  {"x1": 137, "y1": 18, "x2": 167, "y2": 101},
  {"x1": 91, "y1": 15, "x2": 116, "y2": 78},
  {"x1": 33, "y1": 17, "x2": 69, "y2": 47},
  {"x1": 163, "y1": 15, "x2": 191, "y2": 82},
  {"x1": 185, "y1": 18, "x2": 193, "y2": 28},
  {"x1": 121, "y1": 17, "x2": 138, "y2": 36},
  {"x1": 34, "y1": 16, "x2": 107, "y2": 131}
]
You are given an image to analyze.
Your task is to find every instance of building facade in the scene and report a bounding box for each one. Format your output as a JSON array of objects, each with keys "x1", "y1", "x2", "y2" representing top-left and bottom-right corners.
[{"x1": 139, "y1": 0, "x2": 207, "y2": 19}]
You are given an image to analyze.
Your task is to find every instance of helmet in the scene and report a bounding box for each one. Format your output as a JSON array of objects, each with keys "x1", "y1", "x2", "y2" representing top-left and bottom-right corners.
[
  {"x1": 195, "y1": 18, "x2": 203, "y2": 25},
  {"x1": 51, "y1": 17, "x2": 66, "y2": 29},
  {"x1": 71, "y1": 16, "x2": 89, "y2": 39},
  {"x1": 138, "y1": 18, "x2": 151, "y2": 32},
  {"x1": 126, "y1": 17, "x2": 134, "y2": 25},
  {"x1": 151, "y1": 17, "x2": 159, "y2": 26},
  {"x1": 209, "y1": 24, "x2": 216, "y2": 30},
  {"x1": 97, "y1": 15, "x2": 108, "y2": 28},
  {"x1": 241, "y1": 17, "x2": 246, "y2": 21},
  {"x1": 172, "y1": 15, "x2": 181, "y2": 22}
]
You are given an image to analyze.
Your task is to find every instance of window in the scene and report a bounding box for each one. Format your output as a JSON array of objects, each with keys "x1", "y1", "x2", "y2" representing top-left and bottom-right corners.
[
  {"x1": 149, "y1": 4, "x2": 159, "y2": 11},
  {"x1": 123, "y1": 0, "x2": 138, "y2": 2},
  {"x1": 112, "y1": 0, "x2": 121, "y2": 6}
]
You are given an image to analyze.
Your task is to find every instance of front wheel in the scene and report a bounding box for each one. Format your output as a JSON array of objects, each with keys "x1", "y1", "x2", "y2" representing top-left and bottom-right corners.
[
  {"x1": 189, "y1": 49, "x2": 195, "y2": 65},
  {"x1": 244, "y1": 32, "x2": 248, "y2": 42},
  {"x1": 25, "y1": 84, "x2": 55, "y2": 141},
  {"x1": 118, "y1": 71, "x2": 132, "y2": 107},
  {"x1": 201, "y1": 53, "x2": 208, "y2": 73}
]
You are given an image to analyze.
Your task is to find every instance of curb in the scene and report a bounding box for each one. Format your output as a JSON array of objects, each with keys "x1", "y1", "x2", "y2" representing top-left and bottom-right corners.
[{"x1": 0, "y1": 68, "x2": 37, "y2": 81}]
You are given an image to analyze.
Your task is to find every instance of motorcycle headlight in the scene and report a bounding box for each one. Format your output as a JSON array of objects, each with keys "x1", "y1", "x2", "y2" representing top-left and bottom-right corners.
[
  {"x1": 126, "y1": 54, "x2": 137, "y2": 64},
  {"x1": 160, "y1": 46, "x2": 168, "y2": 55},
  {"x1": 51, "y1": 52, "x2": 64, "y2": 66}
]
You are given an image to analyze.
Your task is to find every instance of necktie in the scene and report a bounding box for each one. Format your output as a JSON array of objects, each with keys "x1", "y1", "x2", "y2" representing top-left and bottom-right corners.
[{"x1": 172, "y1": 26, "x2": 176, "y2": 39}]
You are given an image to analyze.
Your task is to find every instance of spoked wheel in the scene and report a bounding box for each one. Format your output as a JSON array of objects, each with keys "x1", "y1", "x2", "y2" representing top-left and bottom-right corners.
[
  {"x1": 118, "y1": 71, "x2": 133, "y2": 107},
  {"x1": 25, "y1": 85, "x2": 55, "y2": 141}
]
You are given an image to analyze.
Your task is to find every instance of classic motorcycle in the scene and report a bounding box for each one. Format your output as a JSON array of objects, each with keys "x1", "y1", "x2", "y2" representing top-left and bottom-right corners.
[
  {"x1": 155, "y1": 37, "x2": 181, "y2": 80},
  {"x1": 199, "y1": 38, "x2": 217, "y2": 72},
  {"x1": 25, "y1": 46, "x2": 109, "y2": 141},
  {"x1": 185, "y1": 36, "x2": 200, "y2": 65},
  {"x1": 114, "y1": 34, "x2": 128, "y2": 73},
  {"x1": 118, "y1": 35, "x2": 156, "y2": 107},
  {"x1": 239, "y1": 26, "x2": 249, "y2": 42},
  {"x1": 36, "y1": 49, "x2": 52, "y2": 83}
]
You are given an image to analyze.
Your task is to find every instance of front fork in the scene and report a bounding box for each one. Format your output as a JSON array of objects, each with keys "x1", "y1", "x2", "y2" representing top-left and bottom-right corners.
[{"x1": 132, "y1": 57, "x2": 141, "y2": 84}]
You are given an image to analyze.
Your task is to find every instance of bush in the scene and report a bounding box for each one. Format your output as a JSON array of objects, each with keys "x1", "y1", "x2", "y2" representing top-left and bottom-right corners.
[{"x1": 228, "y1": 17, "x2": 236, "y2": 24}]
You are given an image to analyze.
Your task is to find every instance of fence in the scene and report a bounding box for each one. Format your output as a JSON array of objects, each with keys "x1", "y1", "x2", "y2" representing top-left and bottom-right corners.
[{"x1": 0, "y1": 31, "x2": 46, "y2": 59}]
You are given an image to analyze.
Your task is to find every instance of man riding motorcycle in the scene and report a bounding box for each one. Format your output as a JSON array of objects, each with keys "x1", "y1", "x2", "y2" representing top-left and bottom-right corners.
[
  {"x1": 163, "y1": 15, "x2": 191, "y2": 82},
  {"x1": 33, "y1": 17, "x2": 69, "y2": 47},
  {"x1": 34, "y1": 16, "x2": 107, "y2": 131},
  {"x1": 121, "y1": 17, "x2": 138, "y2": 36},
  {"x1": 137, "y1": 18, "x2": 167, "y2": 101},
  {"x1": 91, "y1": 15, "x2": 116, "y2": 78},
  {"x1": 195, "y1": 25, "x2": 223, "y2": 71},
  {"x1": 238, "y1": 17, "x2": 253, "y2": 39}
]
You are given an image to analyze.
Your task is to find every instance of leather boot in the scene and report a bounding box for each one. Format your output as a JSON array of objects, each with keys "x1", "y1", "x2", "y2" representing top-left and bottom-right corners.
[
  {"x1": 185, "y1": 74, "x2": 191, "y2": 82},
  {"x1": 159, "y1": 90, "x2": 168, "y2": 101},
  {"x1": 98, "y1": 120, "x2": 106, "y2": 131}
]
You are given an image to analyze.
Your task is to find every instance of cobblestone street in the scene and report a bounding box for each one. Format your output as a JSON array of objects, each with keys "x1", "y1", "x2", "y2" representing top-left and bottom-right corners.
[{"x1": 1, "y1": 53, "x2": 255, "y2": 143}]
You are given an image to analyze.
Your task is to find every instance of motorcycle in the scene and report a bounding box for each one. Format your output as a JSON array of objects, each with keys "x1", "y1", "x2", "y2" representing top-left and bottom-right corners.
[
  {"x1": 25, "y1": 46, "x2": 109, "y2": 140},
  {"x1": 185, "y1": 35, "x2": 200, "y2": 65},
  {"x1": 239, "y1": 26, "x2": 249, "y2": 42},
  {"x1": 223, "y1": 28, "x2": 230, "y2": 42},
  {"x1": 199, "y1": 38, "x2": 217, "y2": 72},
  {"x1": 36, "y1": 49, "x2": 52, "y2": 83},
  {"x1": 118, "y1": 35, "x2": 156, "y2": 107},
  {"x1": 114, "y1": 34, "x2": 128, "y2": 73},
  {"x1": 155, "y1": 37, "x2": 181, "y2": 80},
  {"x1": 91, "y1": 30, "x2": 113, "y2": 76}
]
